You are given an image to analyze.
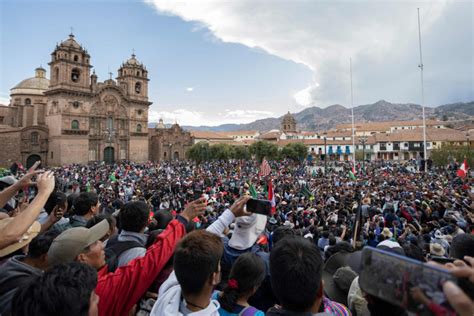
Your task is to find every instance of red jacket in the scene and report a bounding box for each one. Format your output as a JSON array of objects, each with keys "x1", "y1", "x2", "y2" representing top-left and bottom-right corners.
[{"x1": 96, "y1": 219, "x2": 185, "y2": 316}]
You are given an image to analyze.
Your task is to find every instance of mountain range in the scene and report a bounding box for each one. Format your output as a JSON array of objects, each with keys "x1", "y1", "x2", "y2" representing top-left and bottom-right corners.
[{"x1": 150, "y1": 100, "x2": 474, "y2": 132}]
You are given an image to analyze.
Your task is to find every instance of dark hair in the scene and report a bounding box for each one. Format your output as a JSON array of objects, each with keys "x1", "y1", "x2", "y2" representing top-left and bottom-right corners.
[
  {"x1": 12, "y1": 262, "x2": 97, "y2": 316},
  {"x1": 173, "y1": 230, "x2": 223, "y2": 295},
  {"x1": 402, "y1": 243, "x2": 425, "y2": 262},
  {"x1": 44, "y1": 192, "x2": 67, "y2": 215},
  {"x1": 73, "y1": 192, "x2": 98, "y2": 216},
  {"x1": 119, "y1": 201, "x2": 149, "y2": 232},
  {"x1": 86, "y1": 213, "x2": 116, "y2": 230},
  {"x1": 272, "y1": 226, "x2": 296, "y2": 246},
  {"x1": 66, "y1": 193, "x2": 79, "y2": 215},
  {"x1": 270, "y1": 236, "x2": 323, "y2": 312},
  {"x1": 219, "y1": 252, "x2": 265, "y2": 311},
  {"x1": 146, "y1": 229, "x2": 164, "y2": 248},
  {"x1": 324, "y1": 241, "x2": 353, "y2": 261},
  {"x1": 28, "y1": 229, "x2": 61, "y2": 259},
  {"x1": 153, "y1": 209, "x2": 173, "y2": 230},
  {"x1": 450, "y1": 234, "x2": 474, "y2": 259}
]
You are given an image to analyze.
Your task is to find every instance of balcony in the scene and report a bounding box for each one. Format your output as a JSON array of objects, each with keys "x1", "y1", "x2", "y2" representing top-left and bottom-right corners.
[{"x1": 62, "y1": 129, "x2": 88, "y2": 135}]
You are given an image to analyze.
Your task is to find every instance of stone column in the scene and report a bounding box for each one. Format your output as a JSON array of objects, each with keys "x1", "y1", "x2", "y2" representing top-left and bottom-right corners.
[
  {"x1": 22, "y1": 106, "x2": 27, "y2": 127},
  {"x1": 33, "y1": 104, "x2": 38, "y2": 126}
]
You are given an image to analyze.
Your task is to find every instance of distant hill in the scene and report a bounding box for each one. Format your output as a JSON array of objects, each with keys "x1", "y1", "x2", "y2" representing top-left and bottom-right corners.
[{"x1": 149, "y1": 100, "x2": 474, "y2": 132}]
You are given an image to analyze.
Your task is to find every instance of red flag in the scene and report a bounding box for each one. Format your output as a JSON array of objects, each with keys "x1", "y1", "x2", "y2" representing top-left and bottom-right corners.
[
  {"x1": 457, "y1": 159, "x2": 468, "y2": 178},
  {"x1": 267, "y1": 178, "x2": 276, "y2": 215},
  {"x1": 259, "y1": 158, "x2": 271, "y2": 177}
]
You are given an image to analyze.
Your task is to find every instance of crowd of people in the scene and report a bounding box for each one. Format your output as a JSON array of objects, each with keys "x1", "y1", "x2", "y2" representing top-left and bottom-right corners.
[{"x1": 0, "y1": 157, "x2": 472, "y2": 316}]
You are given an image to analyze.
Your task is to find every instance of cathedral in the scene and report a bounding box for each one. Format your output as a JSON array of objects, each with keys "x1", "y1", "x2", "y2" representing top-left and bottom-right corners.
[{"x1": 0, "y1": 33, "x2": 151, "y2": 167}]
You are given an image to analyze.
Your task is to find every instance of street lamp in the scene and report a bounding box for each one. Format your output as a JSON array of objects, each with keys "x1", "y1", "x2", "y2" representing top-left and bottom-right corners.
[
  {"x1": 324, "y1": 137, "x2": 327, "y2": 175},
  {"x1": 359, "y1": 135, "x2": 368, "y2": 174}
]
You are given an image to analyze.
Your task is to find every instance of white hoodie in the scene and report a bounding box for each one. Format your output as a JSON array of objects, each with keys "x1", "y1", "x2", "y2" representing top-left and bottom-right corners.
[{"x1": 150, "y1": 271, "x2": 220, "y2": 316}]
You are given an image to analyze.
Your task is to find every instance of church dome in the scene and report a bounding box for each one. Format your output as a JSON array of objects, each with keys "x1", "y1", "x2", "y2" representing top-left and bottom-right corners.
[
  {"x1": 124, "y1": 53, "x2": 142, "y2": 67},
  {"x1": 59, "y1": 33, "x2": 82, "y2": 50},
  {"x1": 282, "y1": 111, "x2": 296, "y2": 123},
  {"x1": 11, "y1": 67, "x2": 50, "y2": 96}
]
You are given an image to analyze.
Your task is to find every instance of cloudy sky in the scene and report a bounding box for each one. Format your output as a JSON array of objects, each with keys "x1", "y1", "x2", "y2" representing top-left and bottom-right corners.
[{"x1": 0, "y1": 0, "x2": 472, "y2": 126}]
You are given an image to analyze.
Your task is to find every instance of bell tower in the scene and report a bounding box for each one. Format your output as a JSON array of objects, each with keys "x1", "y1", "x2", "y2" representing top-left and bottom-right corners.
[
  {"x1": 48, "y1": 33, "x2": 92, "y2": 93},
  {"x1": 116, "y1": 53, "x2": 149, "y2": 102}
]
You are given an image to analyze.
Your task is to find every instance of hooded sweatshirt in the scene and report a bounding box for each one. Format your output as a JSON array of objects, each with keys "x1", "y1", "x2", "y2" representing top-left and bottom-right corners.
[
  {"x1": 0, "y1": 255, "x2": 42, "y2": 316},
  {"x1": 150, "y1": 271, "x2": 220, "y2": 316}
]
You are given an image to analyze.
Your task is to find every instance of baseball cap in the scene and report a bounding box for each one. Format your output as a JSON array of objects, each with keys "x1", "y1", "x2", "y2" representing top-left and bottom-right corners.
[
  {"x1": 47, "y1": 219, "x2": 109, "y2": 266},
  {"x1": 0, "y1": 218, "x2": 40, "y2": 257},
  {"x1": 229, "y1": 214, "x2": 267, "y2": 250}
]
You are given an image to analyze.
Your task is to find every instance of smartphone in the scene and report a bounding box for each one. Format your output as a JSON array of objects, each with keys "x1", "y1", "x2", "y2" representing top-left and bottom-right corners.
[
  {"x1": 429, "y1": 256, "x2": 455, "y2": 265},
  {"x1": 359, "y1": 247, "x2": 457, "y2": 313},
  {"x1": 246, "y1": 199, "x2": 272, "y2": 216}
]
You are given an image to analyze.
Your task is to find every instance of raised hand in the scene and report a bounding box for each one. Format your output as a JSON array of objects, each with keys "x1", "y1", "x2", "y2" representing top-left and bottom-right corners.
[
  {"x1": 36, "y1": 171, "x2": 55, "y2": 195},
  {"x1": 181, "y1": 197, "x2": 207, "y2": 222},
  {"x1": 16, "y1": 161, "x2": 43, "y2": 188},
  {"x1": 230, "y1": 196, "x2": 252, "y2": 218}
]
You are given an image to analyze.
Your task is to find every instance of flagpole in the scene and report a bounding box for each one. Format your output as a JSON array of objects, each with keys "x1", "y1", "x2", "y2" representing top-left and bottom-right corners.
[
  {"x1": 350, "y1": 58, "x2": 356, "y2": 166},
  {"x1": 417, "y1": 8, "x2": 428, "y2": 172}
]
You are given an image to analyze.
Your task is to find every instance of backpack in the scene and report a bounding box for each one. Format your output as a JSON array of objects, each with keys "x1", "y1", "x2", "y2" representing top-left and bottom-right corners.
[
  {"x1": 239, "y1": 306, "x2": 259, "y2": 316},
  {"x1": 105, "y1": 235, "x2": 144, "y2": 272}
]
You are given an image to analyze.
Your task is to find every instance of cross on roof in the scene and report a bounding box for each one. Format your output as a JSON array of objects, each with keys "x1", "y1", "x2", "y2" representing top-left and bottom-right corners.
[{"x1": 69, "y1": 26, "x2": 74, "y2": 36}]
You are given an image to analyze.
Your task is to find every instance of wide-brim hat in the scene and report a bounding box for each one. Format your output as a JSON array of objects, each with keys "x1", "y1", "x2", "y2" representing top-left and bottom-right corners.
[
  {"x1": 430, "y1": 243, "x2": 446, "y2": 257},
  {"x1": 322, "y1": 252, "x2": 357, "y2": 306},
  {"x1": 229, "y1": 214, "x2": 267, "y2": 250},
  {"x1": 0, "y1": 218, "x2": 41, "y2": 257},
  {"x1": 381, "y1": 227, "x2": 393, "y2": 238}
]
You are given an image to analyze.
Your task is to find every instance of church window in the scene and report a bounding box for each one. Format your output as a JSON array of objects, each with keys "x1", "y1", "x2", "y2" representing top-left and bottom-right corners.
[
  {"x1": 25, "y1": 98, "x2": 31, "y2": 105},
  {"x1": 51, "y1": 151, "x2": 53, "y2": 159},
  {"x1": 54, "y1": 67, "x2": 59, "y2": 81},
  {"x1": 135, "y1": 82, "x2": 141, "y2": 94},
  {"x1": 31, "y1": 132, "x2": 39, "y2": 143},
  {"x1": 137, "y1": 109, "x2": 143, "y2": 116},
  {"x1": 136, "y1": 124, "x2": 142, "y2": 133},
  {"x1": 107, "y1": 117, "x2": 114, "y2": 130},
  {"x1": 73, "y1": 101, "x2": 80, "y2": 109},
  {"x1": 137, "y1": 71, "x2": 140, "y2": 76},
  {"x1": 71, "y1": 68, "x2": 80, "y2": 82},
  {"x1": 71, "y1": 120, "x2": 79, "y2": 130},
  {"x1": 74, "y1": 55, "x2": 79, "y2": 62},
  {"x1": 0, "y1": 116, "x2": 4, "y2": 124}
]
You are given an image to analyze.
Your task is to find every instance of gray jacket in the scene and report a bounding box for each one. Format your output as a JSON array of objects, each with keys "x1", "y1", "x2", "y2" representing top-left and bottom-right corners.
[{"x1": 0, "y1": 255, "x2": 42, "y2": 316}]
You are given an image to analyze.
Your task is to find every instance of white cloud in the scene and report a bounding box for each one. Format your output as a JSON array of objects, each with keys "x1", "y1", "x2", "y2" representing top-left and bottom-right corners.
[
  {"x1": 143, "y1": 0, "x2": 469, "y2": 108},
  {"x1": 186, "y1": 87, "x2": 195, "y2": 92},
  {"x1": 149, "y1": 108, "x2": 274, "y2": 126},
  {"x1": 224, "y1": 109, "x2": 273, "y2": 119}
]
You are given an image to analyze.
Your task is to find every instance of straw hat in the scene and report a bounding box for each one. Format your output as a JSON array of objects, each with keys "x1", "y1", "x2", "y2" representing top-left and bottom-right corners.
[
  {"x1": 429, "y1": 243, "x2": 446, "y2": 257},
  {"x1": 0, "y1": 218, "x2": 41, "y2": 257},
  {"x1": 381, "y1": 227, "x2": 393, "y2": 239}
]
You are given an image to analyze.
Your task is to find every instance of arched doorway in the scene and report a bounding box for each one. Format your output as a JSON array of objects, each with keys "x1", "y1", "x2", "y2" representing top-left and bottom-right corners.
[
  {"x1": 104, "y1": 147, "x2": 115, "y2": 164},
  {"x1": 26, "y1": 154, "x2": 41, "y2": 169},
  {"x1": 173, "y1": 151, "x2": 179, "y2": 160}
]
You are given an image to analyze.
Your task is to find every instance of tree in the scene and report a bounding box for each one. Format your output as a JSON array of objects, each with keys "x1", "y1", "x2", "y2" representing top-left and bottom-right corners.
[
  {"x1": 186, "y1": 142, "x2": 210, "y2": 163},
  {"x1": 234, "y1": 146, "x2": 250, "y2": 160},
  {"x1": 249, "y1": 141, "x2": 279, "y2": 162},
  {"x1": 209, "y1": 143, "x2": 234, "y2": 160},
  {"x1": 281, "y1": 143, "x2": 308, "y2": 161},
  {"x1": 430, "y1": 144, "x2": 473, "y2": 167}
]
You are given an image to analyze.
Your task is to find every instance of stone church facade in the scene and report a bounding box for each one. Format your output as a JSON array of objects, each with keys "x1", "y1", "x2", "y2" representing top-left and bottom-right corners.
[
  {"x1": 0, "y1": 34, "x2": 151, "y2": 167},
  {"x1": 148, "y1": 119, "x2": 193, "y2": 162}
]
